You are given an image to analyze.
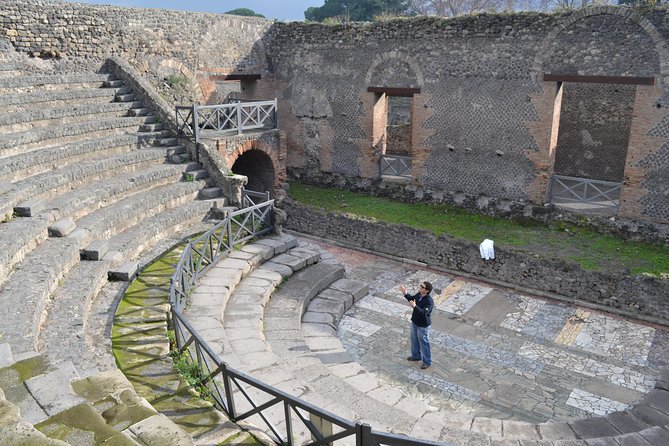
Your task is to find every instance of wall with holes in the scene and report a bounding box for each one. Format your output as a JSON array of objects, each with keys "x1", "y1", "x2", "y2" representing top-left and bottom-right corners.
[
  {"x1": 265, "y1": 8, "x2": 669, "y2": 223},
  {"x1": 1, "y1": 2, "x2": 668, "y2": 223}
]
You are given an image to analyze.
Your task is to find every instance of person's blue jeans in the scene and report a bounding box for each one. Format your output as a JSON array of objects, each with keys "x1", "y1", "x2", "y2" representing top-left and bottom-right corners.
[{"x1": 410, "y1": 323, "x2": 431, "y2": 365}]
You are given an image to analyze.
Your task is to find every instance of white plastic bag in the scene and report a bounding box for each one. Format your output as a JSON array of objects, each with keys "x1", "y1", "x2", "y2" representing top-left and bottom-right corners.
[{"x1": 479, "y1": 239, "x2": 495, "y2": 260}]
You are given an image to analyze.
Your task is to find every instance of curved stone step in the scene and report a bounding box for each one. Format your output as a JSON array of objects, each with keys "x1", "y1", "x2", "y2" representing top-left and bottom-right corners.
[
  {"x1": 0, "y1": 237, "x2": 81, "y2": 352},
  {"x1": 0, "y1": 115, "x2": 154, "y2": 159},
  {"x1": 191, "y1": 248, "x2": 348, "y2": 441},
  {"x1": 0, "y1": 349, "x2": 194, "y2": 445},
  {"x1": 37, "y1": 260, "x2": 113, "y2": 378},
  {"x1": 103, "y1": 200, "x2": 213, "y2": 262},
  {"x1": 0, "y1": 101, "x2": 143, "y2": 134},
  {"x1": 0, "y1": 86, "x2": 121, "y2": 112},
  {"x1": 68, "y1": 180, "x2": 205, "y2": 247},
  {"x1": 0, "y1": 132, "x2": 168, "y2": 182},
  {"x1": 0, "y1": 397, "x2": 67, "y2": 445},
  {"x1": 0, "y1": 73, "x2": 111, "y2": 94},
  {"x1": 41, "y1": 163, "x2": 187, "y2": 223},
  {"x1": 0, "y1": 217, "x2": 49, "y2": 289},
  {"x1": 111, "y1": 243, "x2": 254, "y2": 444},
  {"x1": 3, "y1": 148, "x2": 178, "y2": 220}
]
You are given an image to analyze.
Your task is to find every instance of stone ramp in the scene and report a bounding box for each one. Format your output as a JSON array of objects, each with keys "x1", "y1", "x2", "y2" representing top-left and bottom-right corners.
[{"x1": 0, "y1": 344, "x2": 194, "y2": 445}]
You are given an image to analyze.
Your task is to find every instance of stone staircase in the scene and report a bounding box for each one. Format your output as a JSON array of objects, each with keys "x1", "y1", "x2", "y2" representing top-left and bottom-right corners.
[{"x1": 0, "y1": 60, "x2": 225, "y2": 381}]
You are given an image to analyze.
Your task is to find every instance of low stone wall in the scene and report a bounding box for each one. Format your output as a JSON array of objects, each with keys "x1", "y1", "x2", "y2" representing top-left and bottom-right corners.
[{"x1": 281, "y1": 200, "x2": 669, "y2": 326}]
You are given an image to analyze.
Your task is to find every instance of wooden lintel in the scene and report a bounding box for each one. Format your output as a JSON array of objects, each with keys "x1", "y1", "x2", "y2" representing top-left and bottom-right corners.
[
  {"x1": 543, "y1": 74, "x2": 655, "y2": 86},
  {"x1": 367, "y1": 87, "x2": 421, "y2": 97},
  {"x1": 210, "y1": 74, "x2": 262, "y2": 81}
]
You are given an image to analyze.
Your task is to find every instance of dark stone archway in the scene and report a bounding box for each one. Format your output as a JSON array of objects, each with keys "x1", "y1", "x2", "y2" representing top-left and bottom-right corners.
[{"x1": 231, "y1": 149, "x2": 276, "y2": 195}]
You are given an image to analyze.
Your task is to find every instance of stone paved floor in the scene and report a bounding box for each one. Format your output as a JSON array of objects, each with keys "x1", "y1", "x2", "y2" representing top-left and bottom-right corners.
[{"x1": 301, "y1": 237, "x2": 669, "y2": 424}]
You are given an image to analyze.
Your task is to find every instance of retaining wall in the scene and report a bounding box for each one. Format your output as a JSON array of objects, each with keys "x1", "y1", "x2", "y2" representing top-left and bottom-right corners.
[{"x1": 282, "y1": 200, "x2": 669, "y2": 326}]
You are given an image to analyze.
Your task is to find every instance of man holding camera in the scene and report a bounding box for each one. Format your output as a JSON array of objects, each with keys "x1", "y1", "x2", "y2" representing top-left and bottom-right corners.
[{"x1": 400, "y1": 281, "x2": 434, "y2": 370}]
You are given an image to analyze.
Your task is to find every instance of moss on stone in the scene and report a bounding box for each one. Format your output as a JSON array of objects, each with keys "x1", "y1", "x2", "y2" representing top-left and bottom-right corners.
[
  {"x1": 35, "y1": 403, "x2": 136, "y2": 445},
  {"x1": 0, "y1": 354, "x2": 50, "y2": 384},
  {"x1": 111, "y1": 241, "x2": 239, "y2": 438}
]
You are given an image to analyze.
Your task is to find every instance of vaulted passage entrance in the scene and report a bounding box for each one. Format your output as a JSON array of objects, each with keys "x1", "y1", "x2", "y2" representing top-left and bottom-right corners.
[{"x1": 231, "y1": 149, "x2": 275, "y2": 196}]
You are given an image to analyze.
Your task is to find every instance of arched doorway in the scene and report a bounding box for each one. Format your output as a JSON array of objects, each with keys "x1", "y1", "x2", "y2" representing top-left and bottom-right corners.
[{"x1": 231, "y1": 149, "x2": 276, "y2": 196}]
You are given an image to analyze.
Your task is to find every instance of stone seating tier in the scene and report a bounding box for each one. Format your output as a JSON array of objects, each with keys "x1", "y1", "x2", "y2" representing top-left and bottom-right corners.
[
  {"x1": 0, "y1": 344, "x2": 193, "y2": 445},
  {"x1": 0, "y1": 66, "x2": 222, "y2": 387}
]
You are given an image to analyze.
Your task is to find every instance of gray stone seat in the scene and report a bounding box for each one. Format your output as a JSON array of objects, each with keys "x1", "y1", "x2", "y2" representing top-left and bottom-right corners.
[
  {"x1": 0, "y1": 86, "x2": 125, "y2": 112},
  {"x1": 39, "y1": 162, "x2": 189, "y2": 223},
  {"x1": 0, "y1": 236, "x2": 81, "y2": 352},
  {"x1": 0, "y1": 344, "x2": 194, "y2": 445},
  {"x1": 0, "y1": 132, "x2": 169, "y2": 182},
  {"x1": 101, "y1": 198, "x2": 213, "y2": 263},
  {"x1": 67, "y1": 178, "x2": 206, "y2": 247},
  {"x1": 0, "y1": 146, "x2": 172, "y2": 218},
  {"x1": 0, "y1": 101, "x2": 144, "y2": 134},
  {"x1": 0, "y1": 180, "x2": 210, "y2": 353},
  {"x1": 0, "y1": 73, "x2": 111, "y2": 95},
  {"x1": 37, "y1": 220, "x2": 214, "y2": 378},
  {"x1": 0, "y1": 157, "x2": 200, "y2": 284},
  {"x1": 0, "y1": 115, "x2": 155, "y2": 158},
  {"x1": 0, "y1": 217, "x2": 49, "y2": 288}
]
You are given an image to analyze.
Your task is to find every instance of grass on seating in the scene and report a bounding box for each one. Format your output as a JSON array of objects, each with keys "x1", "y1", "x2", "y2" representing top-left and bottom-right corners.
[{"x1": 288, "y1": 182, "x2": 669, "y2": 276}]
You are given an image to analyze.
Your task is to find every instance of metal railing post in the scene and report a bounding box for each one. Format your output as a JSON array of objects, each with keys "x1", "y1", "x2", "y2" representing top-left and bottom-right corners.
[
  {"x1": 356, "y1": 423, "x2": 372, "y2": 446},
  {"x1": 273, "y1": 98, "x2": 278, "y2": 129},
  {"x1": 236, "y1": 102, "x2": 243, "y2": 135},
  {"x1": 192, "y1": 105, "x2": 200, "y2": 163}
]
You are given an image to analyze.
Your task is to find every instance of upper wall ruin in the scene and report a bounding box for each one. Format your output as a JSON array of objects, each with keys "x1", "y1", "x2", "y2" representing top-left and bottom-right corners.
[{"x1": 2, "y1": 2, "x2": 668, "y2": 224}]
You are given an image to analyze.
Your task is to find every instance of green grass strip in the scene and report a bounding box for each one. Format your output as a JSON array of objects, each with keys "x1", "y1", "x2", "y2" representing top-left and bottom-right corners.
[{"x1": 288, "y1": 182, "x2": 668, "y2": 276}]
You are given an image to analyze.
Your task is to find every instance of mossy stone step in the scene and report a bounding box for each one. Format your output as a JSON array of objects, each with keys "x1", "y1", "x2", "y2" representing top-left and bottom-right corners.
[
  {"x1": 35, "y1": 402, "x2": 138, "y2": 445},
  {"x1": 0, "y1": 354, "x2": 51, "y2": 424},
  {"x1": 112, "y1": 243, "x2": 248, "y2": 442},
  {"x1": 0, "y1": 397, "x2": 67, "y2": 445}
]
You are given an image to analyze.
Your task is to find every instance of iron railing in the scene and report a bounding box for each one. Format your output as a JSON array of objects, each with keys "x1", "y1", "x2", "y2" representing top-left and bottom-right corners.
[
  {"x1": 549, "y1": 175, "x2": 622, "y2": 211},
  {"x1": 176, "y1": 100, "x2": 278, "y2": 141},
  {"x1": 168, "y1": 200, "x2": 450, "y2": 446},
  {"x1": 379, "y1": 154, "x2": 412, "y2": 178},
  {"x1": 242, "y1": 187, "x2": 270, "y2": 208}
]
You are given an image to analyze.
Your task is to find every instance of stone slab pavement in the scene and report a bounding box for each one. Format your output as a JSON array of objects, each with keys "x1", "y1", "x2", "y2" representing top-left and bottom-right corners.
[{"x1": 297, "y1": 236, "x2": 669, "y2": 424}]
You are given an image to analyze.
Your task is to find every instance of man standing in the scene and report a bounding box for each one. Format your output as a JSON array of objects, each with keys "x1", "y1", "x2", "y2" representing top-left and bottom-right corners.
[{"x1": 400, "y1": 281, "x2": 434, "y2": 370}]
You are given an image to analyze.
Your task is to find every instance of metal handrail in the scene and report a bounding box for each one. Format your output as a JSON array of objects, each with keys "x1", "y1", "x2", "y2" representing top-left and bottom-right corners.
[
  {"x1": 168, "y1": 200, "x2": 451, "y2": 445},
  {"x1": 176, "y1": 100, "x2": 278, "y2": 139},
  {"x1": 242, "y1": 187, "x2": 270, "y2": 208},
  {"x1": 380, "y1": 154, "x2": 412, "y2": 178},
  {"x1": 549, "y1": 174, "x2": 622, "y2": 210}
]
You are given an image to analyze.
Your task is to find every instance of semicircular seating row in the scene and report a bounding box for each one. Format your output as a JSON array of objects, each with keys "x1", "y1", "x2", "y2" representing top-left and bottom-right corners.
[
  {"x1": 0, "y1": 55, "x2": 228, "y2": 444},
  {"x1": 182, "y1": 233, "x2": 669, "y2": 446}
]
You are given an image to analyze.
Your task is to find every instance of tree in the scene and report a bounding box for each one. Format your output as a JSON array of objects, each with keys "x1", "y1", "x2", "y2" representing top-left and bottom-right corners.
[
  {"x1": 224, "y1": 8, "x2": 265, "y2": 18},
  {"x1": 305, "y1": 0, "x2": 411, "y2": 22},
  {"x1": 409, "y1": 0, "x2": 504, "y2": 16}
]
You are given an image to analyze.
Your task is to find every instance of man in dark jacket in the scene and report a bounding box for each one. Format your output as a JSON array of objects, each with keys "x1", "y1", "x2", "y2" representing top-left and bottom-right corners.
[{"x1": 400, "y1": 281, "x2": 434, "y2": 369}]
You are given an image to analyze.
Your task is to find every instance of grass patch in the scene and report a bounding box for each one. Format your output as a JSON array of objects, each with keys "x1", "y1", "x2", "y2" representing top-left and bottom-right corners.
[
  {"x1": 288, "y1": 182, "x2": 669, "y2": 276},
  {"x1": 168, "y1": 330, "x2": 214, "y2": 404}
]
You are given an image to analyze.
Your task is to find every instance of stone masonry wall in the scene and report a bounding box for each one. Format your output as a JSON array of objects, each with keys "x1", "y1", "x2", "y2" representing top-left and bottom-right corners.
[
  {"x1": 2, "y1": 2, "x2": 669, "y2": 223},
  {"x1": 0, "y1": 0, "x2": 273, "y2": 97},
  {"x1": 553, "y1": 83, "x2": 635, "y2": 182},
  {"x1": 264, "y1": 8, "x2": 669, "y2": 223},
  {"x1": 282, "y1": 200, "x2": 669, "y2": 326}
]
